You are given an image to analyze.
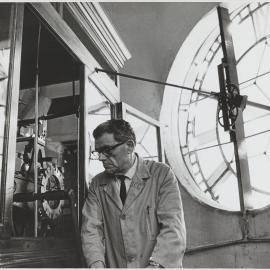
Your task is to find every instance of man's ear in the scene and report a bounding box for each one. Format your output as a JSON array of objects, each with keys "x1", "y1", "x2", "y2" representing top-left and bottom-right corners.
[{"x1": 126, "y1": 140, "x2": 135, "y2": 152}]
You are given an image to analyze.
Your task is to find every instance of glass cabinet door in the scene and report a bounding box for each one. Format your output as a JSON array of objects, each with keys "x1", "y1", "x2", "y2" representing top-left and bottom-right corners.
[
  {"x1": 1, "y1": 4, "x2": 117, "y2": 238},
  {"x1": 11, "y1": 5, "x2": 84, "y2": 238},
  {"x1": 0, "y1": 3, "x2": 23, "y2": 236},
  {"x1": 83, "y1": 67, "x2": 112, "y2": 188}
]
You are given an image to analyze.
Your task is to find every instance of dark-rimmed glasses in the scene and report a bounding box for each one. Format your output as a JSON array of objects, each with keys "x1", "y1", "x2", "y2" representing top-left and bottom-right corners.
[{"x1": 91, "y1": 140, "x2": 128, "y2": 160}]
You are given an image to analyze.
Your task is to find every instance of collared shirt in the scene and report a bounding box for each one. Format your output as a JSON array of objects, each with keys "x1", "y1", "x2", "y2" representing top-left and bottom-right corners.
[{"x1": 115, "y1": 154, "x2": 137, "y2": 194}]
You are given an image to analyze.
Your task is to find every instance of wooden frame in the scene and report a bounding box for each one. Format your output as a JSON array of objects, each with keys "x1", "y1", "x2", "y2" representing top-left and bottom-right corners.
[
  {"x1": 0, "y1": 3, "x2": 24, "y2": 237},
  {"x1": 65, "y1": 2, "x2": 131, "y2": 70},
  {"x1": 30, "y1": 3, "x2": 120, "y2": 103}
]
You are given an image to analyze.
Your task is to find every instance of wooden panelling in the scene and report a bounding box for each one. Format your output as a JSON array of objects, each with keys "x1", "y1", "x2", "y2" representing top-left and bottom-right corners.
[{"x1": 0, "y1": 238, "x2": 79, "y2": 267}]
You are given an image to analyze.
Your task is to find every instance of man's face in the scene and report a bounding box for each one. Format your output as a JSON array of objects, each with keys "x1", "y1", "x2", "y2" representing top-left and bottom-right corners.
[{"x1": 95, "y1": 132, "x2": 132, "y2": 175}]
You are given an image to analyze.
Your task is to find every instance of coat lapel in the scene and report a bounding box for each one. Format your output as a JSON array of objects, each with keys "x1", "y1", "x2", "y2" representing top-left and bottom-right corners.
[
  {"x1": 122, "y1": 155, "x2": 151, "y2": 212},
  {"x1": 101, "y1": 175, "x2": 122, "y2": 210}
]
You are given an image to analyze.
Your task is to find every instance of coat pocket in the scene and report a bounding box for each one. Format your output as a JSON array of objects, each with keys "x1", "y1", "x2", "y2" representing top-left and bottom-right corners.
[{"x1": 145, "y1": 206, "x2": 158, "y2": 241}]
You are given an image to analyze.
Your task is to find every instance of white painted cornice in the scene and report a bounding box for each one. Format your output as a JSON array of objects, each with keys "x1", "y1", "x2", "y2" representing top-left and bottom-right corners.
[{"x1": 66, "y1": 2, "x2": 131, "y2": 70}]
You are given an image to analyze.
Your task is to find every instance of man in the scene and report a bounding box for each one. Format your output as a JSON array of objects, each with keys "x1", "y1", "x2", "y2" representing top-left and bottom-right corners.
[{"x1": 81, "y1": 119, "x2": 186, "y2": 268}]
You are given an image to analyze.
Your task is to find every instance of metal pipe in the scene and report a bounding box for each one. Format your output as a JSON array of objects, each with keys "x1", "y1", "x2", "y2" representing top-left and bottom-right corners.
[
  {"x1": 185, "y1": 239, "x2": 244, "y2": 254},
  {"x1": 13, "y1": 190, "x2": 69, "y2": 202},
  {"x1": 18, "y1": 111, "x2": 77, "y2": 126},
  {"x1": 77, "y1": 107, "x2": 80, "y2": 227},
  {"x1": 34, "y1": 23, "x2": 41, "y2": 238},
  {"x1": 185, "y1": 237, "x2": 270, "y2": 255}
]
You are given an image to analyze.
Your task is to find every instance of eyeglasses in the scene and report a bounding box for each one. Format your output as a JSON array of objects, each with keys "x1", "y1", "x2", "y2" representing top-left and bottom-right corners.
[{"x1": 91, "y1": 140, "x2": 128, "y2": 160}]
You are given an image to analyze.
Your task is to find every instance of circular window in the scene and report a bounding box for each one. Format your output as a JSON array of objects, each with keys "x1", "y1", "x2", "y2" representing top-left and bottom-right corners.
[{"x1": 161, "y1": 2, "x2": 270, "y2": 211}]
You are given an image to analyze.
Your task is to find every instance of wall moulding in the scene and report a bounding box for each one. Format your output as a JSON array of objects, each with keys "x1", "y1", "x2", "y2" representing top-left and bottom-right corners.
[{"x1": 66, "y1": 2, "x2": 131, "y2": 71}]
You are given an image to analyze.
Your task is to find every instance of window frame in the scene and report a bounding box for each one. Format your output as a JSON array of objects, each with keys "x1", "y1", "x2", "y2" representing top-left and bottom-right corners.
[
  {"x1": 0, "y1": 3, "x2": 24, "y2": 237},
  {"x1": 113, "y1": 102, "x2": 164, "y2": 163}
]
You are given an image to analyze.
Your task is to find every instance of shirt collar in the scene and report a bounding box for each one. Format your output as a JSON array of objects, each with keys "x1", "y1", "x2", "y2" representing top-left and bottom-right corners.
[{"x1": 124, "y1": 154, "x2": 138, "y2": 180}]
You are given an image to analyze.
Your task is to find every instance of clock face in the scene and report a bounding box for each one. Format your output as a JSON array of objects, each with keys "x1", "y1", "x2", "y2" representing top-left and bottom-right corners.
[{"x1": 161, "y1": 2, "x2": 270, "y2": 211}]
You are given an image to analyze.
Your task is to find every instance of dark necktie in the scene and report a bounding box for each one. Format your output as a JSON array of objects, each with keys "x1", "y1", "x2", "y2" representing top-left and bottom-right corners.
[{"x1": 119, "y1": 175, "x2": 126, "y2": 205}]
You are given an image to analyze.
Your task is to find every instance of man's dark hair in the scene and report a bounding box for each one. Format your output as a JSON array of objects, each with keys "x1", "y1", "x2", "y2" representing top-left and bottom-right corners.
[{"x1": 93, "y1": 119, "x2": 136, "y2": 145}]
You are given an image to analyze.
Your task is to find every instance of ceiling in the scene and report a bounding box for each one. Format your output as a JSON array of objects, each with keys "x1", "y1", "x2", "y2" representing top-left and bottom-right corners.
[{"x1": 101, "y1": 2, "x2": 218, "y2": 119}]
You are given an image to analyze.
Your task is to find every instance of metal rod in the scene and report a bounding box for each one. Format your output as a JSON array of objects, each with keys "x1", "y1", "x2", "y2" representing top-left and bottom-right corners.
[
  {"x1": 232, "y1": 138, "x2": 245, "y2": 212},
  {"x1": 95, "y1": 68, "x2": 219, "y2": 97},
  {"x1": 14, "y1": 174, "x2": 43, "y2": 186},
  {"x1": 246, "y1": 100, "x2": 270, "y2": 111},
  {"x1": 200, "y1": 90, "x2": 270, "y2": 112},
  {"x1": 77, "y1": 112, "x2": 80, "y2": 226},
  {"x1": 34, "y1": 23, "x2": 41, "y2": 238},
  {"x1": 185, "y1": 239, "x2": 243, "y2": 254},
  {"x1": 185, "y1": 237, "x2": 270, "y2": 255},
  {"x1": 18, "y1": 111, "x2": 77, "y2": 126},
  {"x1": 13, "y1": 190, "x2": 69, "y2": 202},
  {"x1": 217, "y1": 6, "x2": 251, "y2": 215}
]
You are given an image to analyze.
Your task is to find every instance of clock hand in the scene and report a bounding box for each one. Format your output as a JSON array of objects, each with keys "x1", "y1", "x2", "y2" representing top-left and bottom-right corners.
[
  {"x1": 239, "y1": 70, "x2": 270, "y2": 86},
  {"x1": 245, "y1": 100, "x2": 270, "y2": 111},
  {"x1": 189, "y1": 127, "x2": 270, "y2": 154}
]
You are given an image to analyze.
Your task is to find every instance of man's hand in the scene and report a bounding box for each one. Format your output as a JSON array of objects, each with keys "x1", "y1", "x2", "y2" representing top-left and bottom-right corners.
[
  {"x1": 90, "y1": 261, "x2": 105, "y2": 268},
  {"x1": 146, "y1": 260, "x2": 163, "y2": 268},
  {"x1": 146, "y1": 265, "x2": 161, "y2": 268}
]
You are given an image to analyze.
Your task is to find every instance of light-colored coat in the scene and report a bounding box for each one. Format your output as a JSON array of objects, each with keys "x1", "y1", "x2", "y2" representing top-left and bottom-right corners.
[{"x1": 81, "y1": 155, "x2": 186, "y2": 268}]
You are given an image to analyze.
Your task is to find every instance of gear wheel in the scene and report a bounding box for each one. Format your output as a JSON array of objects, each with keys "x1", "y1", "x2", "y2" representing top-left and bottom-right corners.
[{"x1": 41, "y1": 163, "x2": 64, "y2": 219}]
